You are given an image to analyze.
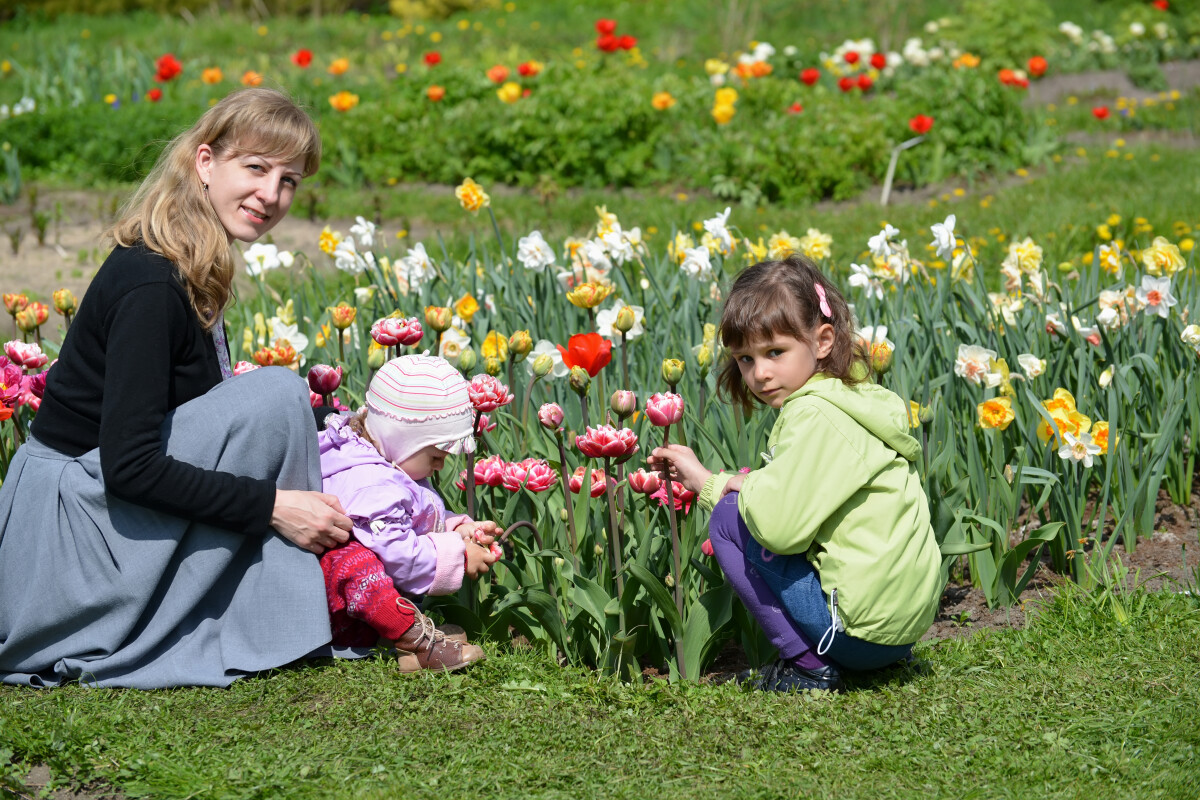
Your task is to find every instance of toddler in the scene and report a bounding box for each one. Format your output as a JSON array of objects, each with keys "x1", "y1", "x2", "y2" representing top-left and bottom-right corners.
[
  {"x1": 650, "y1": 255, "x2": 942, "y2": 692},
  {"x1": 319, "y1": 355, "x2": 500, "y2": 672}
]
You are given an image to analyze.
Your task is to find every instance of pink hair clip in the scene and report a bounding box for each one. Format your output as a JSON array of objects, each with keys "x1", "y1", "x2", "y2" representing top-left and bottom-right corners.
[{"x1": 814, "y1": 282, "x2": 833, "y2": 320}]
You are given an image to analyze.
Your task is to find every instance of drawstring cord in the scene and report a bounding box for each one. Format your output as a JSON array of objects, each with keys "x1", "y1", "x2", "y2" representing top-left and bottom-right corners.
[{"x1": 817, "y1": 588, "x2": 842, "y2": 656}]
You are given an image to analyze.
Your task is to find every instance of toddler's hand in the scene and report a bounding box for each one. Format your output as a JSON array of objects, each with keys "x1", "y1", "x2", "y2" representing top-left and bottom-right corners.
[
  {"x1": 720, "y1": 474, "x2": 746, "y2": 497},
  {"x1": 464, "y1": 541, "x2": 501, "y2": 580},
  {"x1": 648, "y1": 443, "x2": 713, "y2": 494}
]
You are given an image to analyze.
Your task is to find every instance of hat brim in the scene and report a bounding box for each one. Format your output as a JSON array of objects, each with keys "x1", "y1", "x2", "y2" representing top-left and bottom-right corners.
[{"x1": 435, "y1": 433, "x2": 476, "y2": 456}]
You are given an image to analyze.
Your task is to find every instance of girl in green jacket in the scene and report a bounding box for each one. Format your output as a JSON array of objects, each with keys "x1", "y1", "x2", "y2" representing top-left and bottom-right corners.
[{"x1": 649, "y1": 255, "x2": 942, "y2": 693}]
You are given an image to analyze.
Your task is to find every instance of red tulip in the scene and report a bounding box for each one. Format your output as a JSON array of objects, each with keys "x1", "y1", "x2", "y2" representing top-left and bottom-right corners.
[
  {"x1": 537, "y1": 402, "x2": 564, "y2": 430},
  {"x1": 556, "y1": 332, "x2": 612, "y2": 377},
  {"x1": 618, "y1": 35, "x2": 637, "y2": 50},
  {"x1": 467, "y1": 374, "x2": 514, "y2": 413},
  {"x1": 645, "y1": 392, "x2": 684, "y2": 427},
  {"x1": 908, "y1": 114, "x2": 934, "y2": 135},
  {"x1": 843, "y1": 51, "x2": 860, "y2": 65},
  {"x1": 596, "y1": 34, "x2": 620, "y2": 52},
  {"x1": 423, "y1": 51, "x2": 441, "y2": 67},
  {"x1": 306, "y1": 363, "x2": 343, "y2": 396},
  {"x1": 1092, "y1": 106, "x2": 1110, "y2": 120},
  {"x1": 799, "y1": 67, "x2": 820, "y2": 86},
  {"x1": 837, "y1": 76, "x2": 855, "y2": 92},
  {"x1": 857, "y1": 73, "x2": 873, "y2": 91},
  {"x1": 1027, "y1": 55, "x2": 1047, "y2": 77},
  {"x1": 700, "y1": 539, "x2": 715, "y2": 557},
  {"x1": 869, "y1": 52, "x2": 887, "y2": 70},
  {"x1": 154, "y1": 53, "x2": 182, "y2": 82},
  {"x1": 627, "y1": 468, "x2": 662, "y2": 495},
  {"x1": 292, "y1": 49, "x2": 314, "y2": 68},
  {"x1": 568, "y1": 466, "x2": 609, "y2": 497},
  {"x1": 575, "y1": 424, "x2": 639, "y2": 460},
  {"x1": 787, "y1": 101, "x2": 804, "y2": 114},
  {"x1": 595, "y1": 18, "x2": 617, "y2": 35},
  {"x1": 1152, "y1": 0, "x2": 1168, "y2": 9},
  {"x1": 146, "y1": 88, "x2": 163, "y2": 102},
  {"x1": 486, "y1": 64, "x2": 510, "y2": 83}
]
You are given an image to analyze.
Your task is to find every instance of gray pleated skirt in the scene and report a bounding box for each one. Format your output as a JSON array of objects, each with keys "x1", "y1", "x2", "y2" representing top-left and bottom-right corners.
[{"x1": 0, "y1": 367, "x2": 337, "y2": 688}]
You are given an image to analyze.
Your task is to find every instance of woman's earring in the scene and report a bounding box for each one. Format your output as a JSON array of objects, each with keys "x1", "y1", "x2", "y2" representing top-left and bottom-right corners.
[{"x1": 202, "y1": 183, "x2": 209, "y2": 193}]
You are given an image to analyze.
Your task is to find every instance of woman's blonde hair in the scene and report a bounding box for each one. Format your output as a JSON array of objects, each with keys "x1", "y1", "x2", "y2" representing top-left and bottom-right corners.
[{"x1": 110, "y1": 87, "x2": 321, "y2": 329}]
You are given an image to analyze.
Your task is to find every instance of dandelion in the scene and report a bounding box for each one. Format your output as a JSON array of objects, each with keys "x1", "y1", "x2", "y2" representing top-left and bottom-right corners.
[{"x1": 455, "y1": 177, "x2": 490, "y2": 213}]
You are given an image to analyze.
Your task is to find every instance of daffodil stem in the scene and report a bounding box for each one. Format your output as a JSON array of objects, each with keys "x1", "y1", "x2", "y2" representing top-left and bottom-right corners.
[
  {"x1": 661, "y1": 424, "x2": 686, "y2": 680},
  {"x1": 486, "y1": 207, "x2": 506, "y2": 258},
  {"x1": 520, "y1": 373, "x2": 539, "y2": 448}
]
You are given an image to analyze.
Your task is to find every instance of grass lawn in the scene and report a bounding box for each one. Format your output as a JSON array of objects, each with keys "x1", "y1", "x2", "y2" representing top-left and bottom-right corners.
[{"x1": 2, "y1": 587, "x2": 1198, "y2": 799}]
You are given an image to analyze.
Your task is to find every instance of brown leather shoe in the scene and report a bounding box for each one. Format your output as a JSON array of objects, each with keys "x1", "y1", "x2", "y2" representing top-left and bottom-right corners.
[{"x1": 394, "y1": 599, "x2": 485, "y2": 673}]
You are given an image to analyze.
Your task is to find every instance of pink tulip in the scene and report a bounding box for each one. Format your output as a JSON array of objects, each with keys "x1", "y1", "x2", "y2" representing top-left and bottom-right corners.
[
  {"x1": 700, "y1": 539, "x2": 715, "y2": 557},
  {"x1": 575, "y1": 424, "x2": 639, "y2": 460},
  {"x1": 0, "y1": 361, "x2": 22, "y2": 407},
  {"x1": 476, "y1": 413, "x2": 498, "y2": 434},
  {"x1": 502, "y1": 457, "x2": 557, "y2": 492},
  {"x1": 233, "y1": 361, "x2": 261, "y2": 375},
  {"x1": 651, "y1": 480, "x2": 696, "y2": 513},
  {"x1": 568, "y1": 466, "x2": 609, "y2": 497},
  {"x1": 645, "y1": 392, "x2": 684, "y2": 426},
  {"x1": 468, "y1": 374, "x2": 515, "y2": 412},
  {"x1": 16, "y1": 374, "x2": 40, "y2": 411},
  {"x1": 473, "y1": 454, "x2": 507, "y2": 487},
  {"x1": 372, "y1": 316, "x2": 424, "y2": 347},
  {"x1": 610, "y1": 389, "x2": 637, "y2": 419},
  {"x1": 489, "y1": 542, "x2": 504, "y2": 559},
  {"x1": 537, "y1": 402, "x2": 564, "y2": 430},
  {"x1": 627, "y1": 468, "x2": 662, "y2": 495},
  {"x1": 3, "y1": 341, "x2": 48, "y2": 371},
  {"x1": 306, "y1": 363, "x2": 343, "y2": 396}
]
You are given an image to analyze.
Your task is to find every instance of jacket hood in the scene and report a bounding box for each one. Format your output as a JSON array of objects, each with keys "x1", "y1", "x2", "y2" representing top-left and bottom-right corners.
[
  {"x1": 786, "y1": 374, "x2": 921, "y2": 462},
  {"x1": 320, "y1": 413, "x2": 396, "y2": 481}
]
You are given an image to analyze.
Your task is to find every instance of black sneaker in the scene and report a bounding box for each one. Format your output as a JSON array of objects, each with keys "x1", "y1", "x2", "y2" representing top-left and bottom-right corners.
[{"x1": 740, "y1": 659, "x2": 845, "y2": 693}]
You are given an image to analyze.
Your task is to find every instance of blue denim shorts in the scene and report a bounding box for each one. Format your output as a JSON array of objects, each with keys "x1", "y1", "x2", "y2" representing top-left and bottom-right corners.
[{"x1": 746, "y1": 539, "x2": 913, "y2": 671}]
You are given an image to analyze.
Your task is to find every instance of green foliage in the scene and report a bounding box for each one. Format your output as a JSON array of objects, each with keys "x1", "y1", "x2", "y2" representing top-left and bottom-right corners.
[
  {"x1": 954, "y1": 0, "x2": 1056, "y2": 63},
  {"x1": 388, "y1": 0, "x2": 494, "y2": 21}
]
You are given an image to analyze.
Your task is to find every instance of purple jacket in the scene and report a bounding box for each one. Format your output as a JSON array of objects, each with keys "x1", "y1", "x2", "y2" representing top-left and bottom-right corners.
[{"x1": 319, "y1": 414, "x2": 469, "y2": 596}]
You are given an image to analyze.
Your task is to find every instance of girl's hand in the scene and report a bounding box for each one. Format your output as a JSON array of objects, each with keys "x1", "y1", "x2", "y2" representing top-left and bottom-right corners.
[
  {"x1": 456, "y1": 520, "x2": 502, "y2": 546},
  {"x1": 271, "y1": 490, "x2": 353, "y2": 554},
  {"x1": 464, "y1": 541, "x2": 500, "y2": 580},
  {"x1": 648, "y1": 444, "x2": 713, "y2": 494},
  {"x1": 720, "y1": 474, "x2": 746, "y2": 497}
]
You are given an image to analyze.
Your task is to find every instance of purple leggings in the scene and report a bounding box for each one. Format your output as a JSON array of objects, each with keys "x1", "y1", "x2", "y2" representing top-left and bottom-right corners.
[{"x1": 709, "y1": 493, "x2": 830, "y2": 670}]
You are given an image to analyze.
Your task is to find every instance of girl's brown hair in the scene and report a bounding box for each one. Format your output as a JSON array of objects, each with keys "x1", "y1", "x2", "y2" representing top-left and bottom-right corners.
[
  {"x1": 110, "y1": 87, "x2": 321, "y2": 329},
  {"x1": 716, "y1": 254, "x2": 869, "y2": 413}
]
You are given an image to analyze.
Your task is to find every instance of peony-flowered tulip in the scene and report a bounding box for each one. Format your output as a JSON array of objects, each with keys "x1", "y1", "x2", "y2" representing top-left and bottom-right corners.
[
  {"x1": 329, "y1": 303, "x2": 356, "y2": 330},
  {"x1": 627, "y1": 468, "x2": 662, "y2": 495},
  {"x1": 15, "y1": 302, "x2": 48, "y2": 333},
  {"x1": 3, "y1": 340, "x2": 47, "y2": 370},
  {"x1": 467, "y1": 374, "x2": 514, "y2": 413},
  {"x1": 651, "y1": 480, "x2": 696, "y2": 513},
  {"x1": 568, "y1": 466, "x2": 609, "y2": 497},
  {"x1": 3, "y1": 293, "x2": 28, "y2": 317},
  {"x1": 52, "y1": 288, "x2": 77, "y2": 316},
  {"x1": 575, "y1": 424, "x2": 639, "y2": 460},
  {"x1": 372, "y1": 316, "x2": 424, "y2": 348},
  {"x1": 502, "y1": 458, "x2": 557, "y2": 493},
  {"x1": 568, "y1": 365, "x2": 591, "y2": 396},
  {"x1": 566, "y1": 281, "x2": 614, "y2": 310},
  {"x1": 233, "y1": 361, "x2": 260, "y2": 376},
  {"x1": 306, "y1": 364, "x2": 343, "y2": 396},
  {"x1": 645, "y1": 392, "x2": 684, "y2": 427},
  {"x1": 473, "y1": 454, "x2": 507, "y2": 487},
  {"x1": 424, "y1": 305, "x2": 453, "y2": 333},
  {"x1": 610, "y1": 389, "x2": 637, "y2": 420},
  {"x1": 508, "y1": 330, "x2": 533, "y2": 359},
  {"x1": 537, "y1": 402, "x2": 564, "y2": 430}
]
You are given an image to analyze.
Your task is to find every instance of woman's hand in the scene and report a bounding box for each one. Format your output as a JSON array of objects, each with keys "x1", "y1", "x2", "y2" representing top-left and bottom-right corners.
[
  {"x1": 271, "y1": 490, "x2": 353, "y2": 554},
  {"x1": 464, "y1": 541, "x2": 500, "y2": 580},
  {"x1": 648, "y1": 443, "x2": 713, "y2": 494}
]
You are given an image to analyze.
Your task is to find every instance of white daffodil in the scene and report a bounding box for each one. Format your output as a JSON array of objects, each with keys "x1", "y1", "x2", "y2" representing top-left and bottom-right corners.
[
  {"x1": 680, "y1": 246, "x2": 714, "y2": 281},
  {"x1": 517, "y1": 230, "x2": 556, "y2": 272},
  {"x1": 243, "y1": 242, "x2": 285, "y2": 276},
  {"x1": 350, "y1": 215, "x2": 377, "y2": 248},
  {"x1": 703, "y1": 207, "x2": 735, "y2": 255},
  {"x1": 270, "y1": 317, "x2": 309, "y2": 353},
  {"x1": 1181, "y1": 324, "x2": 1200, "y2": 352},
  {"x1": 929, "y1": 214, "x2": 956, "y2": 261},
  {"x1": 953, "y1": 343, "x2": 998, "y2": 386},
  {"x1": 1017, "y1": 353, "x2": 1045, "y2": 380},
  {"x1": 332, "y1": 238, "x2": 366, "y2": 274},
  {"x1": 438, "y1": 326, "x2": 471, "y2": 363},
  {"x1": 848, "y1": 263, "x2": 884, "y2": 300},
  {"x1": 354, "y1": 286, "x2": 377, "y2": 306},
  {"x1": 399, "y1": 242, "x2": 437, "y2": 288},
  {"x1": 602, "y1": 229, "x2": 636, "y2": 265},
  {"x1": 1045, "y1": 312, "x2": 1068, "y2": 337},
  {"x1": 526, "y1": 339, "x2": 569, "y2": 379},
  {"x1": 868, "y1": 224, "x2": 899, "y2": 259},
  {"x1": 1098, "y1": 365, "x2": 1115, "y2": 389},
  {"x1": 580, "y1": 238, "x2": 613, "y2": 275},
  {"x1": 1058, "y1": 431, "x2": 1101, "y2": 468},
  {"x1": 1135, "y1": 275, "x2": 1177, "y2": 318},
  {"x1": 856, "y1": 325, "x2": 894, "y2": 349},
  {"x1": 595, "y1": 299, "x2": 645, "y2": 341}
]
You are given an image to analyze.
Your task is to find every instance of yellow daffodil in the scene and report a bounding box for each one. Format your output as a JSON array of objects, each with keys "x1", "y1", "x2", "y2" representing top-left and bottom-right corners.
[
  {"x1": 481, "y1": 330, "x2": 509, "y2": 361},
  {"x1": 454, "y1": 294, "x2": 480, "y2": 323},
  {"x1": 1141, "y1": 236, "x2": 1184, "y2": 277},
  {"x1": 977, "y1": 397, "x2": 1015, "y2": 430},
  {"x1": 566, "y1": 281, "x2": 614, "y2": 309},
  {"x1": 455, "y1": 177, "x2": 490, "y2": 214}
]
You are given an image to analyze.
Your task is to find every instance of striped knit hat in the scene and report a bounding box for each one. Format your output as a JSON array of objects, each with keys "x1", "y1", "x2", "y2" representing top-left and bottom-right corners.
[{"x1": 364, "y1": 355, "x2": 476, "y2": 468}]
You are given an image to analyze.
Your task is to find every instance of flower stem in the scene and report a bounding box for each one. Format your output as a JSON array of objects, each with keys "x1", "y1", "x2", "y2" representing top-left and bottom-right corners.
[
  {"x1": 620, "y1": 330, "x2": 629, "y2": 390},
  {"x1": 604, "y1": 455, "x2": 626, "y2": 632},
  {"x1": 578, "y1": 391, "x2": 589, "y2": 430},
  {"x1": 555, "y1": 434, "x2": 579, "y2": 574},
  {"x1": 661, "y1": 424, "x2": 686, "y2": 680}
]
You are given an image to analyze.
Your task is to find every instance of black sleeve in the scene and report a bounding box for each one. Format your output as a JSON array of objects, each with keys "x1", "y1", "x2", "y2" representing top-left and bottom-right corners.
[{"x1": 98, "y1": 284, "x2": 276, "y2": 534}]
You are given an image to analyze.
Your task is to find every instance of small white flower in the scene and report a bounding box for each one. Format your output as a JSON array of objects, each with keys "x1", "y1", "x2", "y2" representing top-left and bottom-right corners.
[
  {"x1": 1058, "y1": 431, "x2": 1101, "y2": 468},
  {"x1": 1098, "y1": 365, "x2": 1115, "y2": 389},
  {"x1": 595, "y1": 299, "x2": 645, "y2": 341},
  {"x1": 1129, "y1": 22, "x2": 1145, "y2": 37},
  {"x1": 354, "y1": 286, "x2": 376, "y2": 305},
  {"x1": 526, "y1": 339, "x2": 569, "y2": 379},
  {"x1": 848, "y1": 263, "x2": 883, "y2": 300},
  {"x1": 929, "y1": 214, "x2": 956, "y2": 261},
  {"x1": 399, "y1": 242, "x2": 437, "y2": 288},
  {"x1": 703, "y1": 207, "x2": 734, "y2": 255},
  {"x1": 680, "y1": 246, "x2": 714, "y2": 281},
  {"x1": 1017, "y1": 353, "x2": 1045, "y2": 380},
  {"x1": 1097, "y1": 306, "x2": 1121, "y2": 330},
  {"x1": 1181, "y1": 324, "x2": 1200, "y2": 350},
  {"x1": 270, "y1": 318, "x2": 309, "y2": 353},
  {"x1": 350, "y1": 215, "x2": 377, "y2": 249},
  {"x1": 868, "y1": 224, "x2": 899, "y2": 259},
  {"x1": 517, "y1": 230, "x2": 555, "y2": 272},
  {"x1": 954, "y1": 343, "x2": 998, "y2": 386},
  {"x1": 243, "y1": 242, "x2": 284, "y2": 276},
  {"x1": 332, "y1": 238, "x2": 365, "y2": 274},
  {"x1": 1135, "y1": 275, "x2": 1177, "y2": 318}
]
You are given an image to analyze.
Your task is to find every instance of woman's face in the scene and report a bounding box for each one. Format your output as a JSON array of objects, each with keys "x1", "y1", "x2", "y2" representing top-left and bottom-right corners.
[{"x1": 195, "y1": 145, "x2": 305, "y2": 244}]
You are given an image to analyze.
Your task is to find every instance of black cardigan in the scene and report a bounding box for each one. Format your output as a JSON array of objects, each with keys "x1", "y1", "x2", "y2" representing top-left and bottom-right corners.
[{"x1": 32, "y1": 244, "x2": 276, "y2": 534}]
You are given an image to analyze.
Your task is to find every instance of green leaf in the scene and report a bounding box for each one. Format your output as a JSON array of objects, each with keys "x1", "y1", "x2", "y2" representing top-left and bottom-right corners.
[
  {"x1": 682, "y1": 583, "x2": 734, "y2": 679},
  {"x1": 625, "y1": 562, "x2": 683, "y2": 638}
]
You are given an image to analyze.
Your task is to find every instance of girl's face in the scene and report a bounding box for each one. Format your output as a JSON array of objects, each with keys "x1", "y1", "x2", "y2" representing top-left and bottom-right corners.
[
  {"x1": 732, "y1": 325, "x2": 833, "y2": 409},
  {"x1": 195, "y1": 144, "x2": 304, "y2": 244},
  {"x1": 396, "y1": 444, "x2": 449, "y2": 481}
]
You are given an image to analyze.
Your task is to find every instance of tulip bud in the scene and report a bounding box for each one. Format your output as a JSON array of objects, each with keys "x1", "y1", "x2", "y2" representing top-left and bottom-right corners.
[
  {"x1": 508, "y1": 330, "x2": 533, "y2": 359},
  {"x1": 918, "y1": 404, "x2": 933, "y2": 424},
  {"x1": 3, "y1": 293, "x2": 28, "y2": 316},
  {"x1": 537, "y1": 402, "x2": 565, "y2": 430},
  {"x1": 554, "y1": 557, "x2": 565, "y2": 568},
  {"x1": 306, "y1": 364, "x2": 343, "y2": 396},
  {"x1": 594, "y1": 544, "x2": 604, "y2": 556},
  {"x1": 484, "y1": 356, "x2": 503, "y2": 376},
  {"x1": 695, "y1": 343, "x2": 713, "y2": 372},
  {"x1": 661, "y1": 358, "x2": 685, "y2": 388},
  {"x1": 561, "y1": 508, "x2": 569, "y2": 522},
  {"x1": 613, "y1": 305, "x2": 636, "y2": 333},
  {"x1": 869, "y1": 342, "x2": 893, "y2": 374},
  {"x1": 664, "y1": 574, "x2": 675, "y2": 588},
  {"x1": 458, "y1": 347, "x2": 477, "y2": 372},
  {"x1": 367, "y1": 341, "x2": 387, "y2": 370},
  {"x1": 52, "y1": 288, "x2": 77, "y2": 316},
  {"x1": 569, "y1": 365, "x2": 591, "y2": 395},
  {"x1": 424, "y1": 305, "x2": 453, "y2": 333},
  {"x1": 532, "y1": 352, "x2": 554, "y2": 378},
  {"x1": 330, "y1": 303, "x2": 356, "y2": 330},
  {"x1": 610, "y1": 389, "x2": 637, "y2": 420}
]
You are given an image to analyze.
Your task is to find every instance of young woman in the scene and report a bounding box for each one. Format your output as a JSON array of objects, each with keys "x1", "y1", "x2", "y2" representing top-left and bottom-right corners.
[{"x1": 0, "y1": 88, "x2": 353, "y2": 688}]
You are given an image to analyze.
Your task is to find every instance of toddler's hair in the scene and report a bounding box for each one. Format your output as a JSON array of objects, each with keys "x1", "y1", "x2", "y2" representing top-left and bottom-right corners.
[{"x1": 717, "y1": 254, "x2": 868, "y2": 412}]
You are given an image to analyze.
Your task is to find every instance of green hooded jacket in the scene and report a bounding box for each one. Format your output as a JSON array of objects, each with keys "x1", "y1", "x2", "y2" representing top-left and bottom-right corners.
[{"x1": 699, "y1": 374, "x2": 942, "y2": 645}]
